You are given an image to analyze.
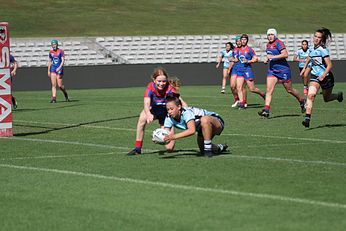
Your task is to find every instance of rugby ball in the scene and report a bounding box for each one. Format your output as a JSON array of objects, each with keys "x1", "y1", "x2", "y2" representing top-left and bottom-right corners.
[{"x1": 152, "y1": 128, "x2": 170, "y2": 145}]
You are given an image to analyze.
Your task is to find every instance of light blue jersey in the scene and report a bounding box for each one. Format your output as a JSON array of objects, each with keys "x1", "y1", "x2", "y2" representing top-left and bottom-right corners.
[
  {"x1": 296, "y1": 48, "x2": 310, "y2": 68},
  {"x1": 308, "y1": 45, "x2": 330, "y2": 77},
  {"x1": 219, "y1": 49, "x2": 233, "y2": 69},
  {"x1": 164, "y1": 107, "x2": 219, "y2": 130}
]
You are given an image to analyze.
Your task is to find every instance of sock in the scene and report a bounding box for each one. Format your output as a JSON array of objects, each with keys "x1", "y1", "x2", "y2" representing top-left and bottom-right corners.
[
  {"x1": 304, "y1": 85, "x2": 308, "y2": 89},
  {"x1": 204, "y1": 140, "x2": 212, "y2": 152},
  {"x1": 264, "y1": 105, "x2": 270, "y2": 112},
  {"x1": 135, "y1": 140, "x2": 143, "y2": 149},
  {"x1": 234, "y1": 96, "x2": 239, "y2": 102},
  {"x1": 305, "y1": 114, "x2": 311, "y2": 120}
]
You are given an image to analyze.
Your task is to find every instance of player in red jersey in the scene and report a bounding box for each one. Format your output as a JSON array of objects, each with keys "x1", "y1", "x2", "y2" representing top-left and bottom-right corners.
[
  {"x1": 127, "y1": 67, "x2": 186, "y2": 156},
  {"x1": 233, "y1": 34, "x2": 265, "y2": 109},
  {"x1": 258, "y1": 29, "x2": 305, "y2": 118},
  {"x1": 48, "y1": 39, "x2": 69, "y2": 103}
]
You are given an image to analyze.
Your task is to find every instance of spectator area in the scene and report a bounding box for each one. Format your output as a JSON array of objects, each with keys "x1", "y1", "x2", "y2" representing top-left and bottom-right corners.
[{"x1": 11, "y1": 34, "x2": 346, "y2": 67}]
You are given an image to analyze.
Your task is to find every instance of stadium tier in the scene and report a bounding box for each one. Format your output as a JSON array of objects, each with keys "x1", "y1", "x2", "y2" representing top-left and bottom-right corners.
[{"x1": 10, "y1": 34, "x2": 346, "y2": 67}]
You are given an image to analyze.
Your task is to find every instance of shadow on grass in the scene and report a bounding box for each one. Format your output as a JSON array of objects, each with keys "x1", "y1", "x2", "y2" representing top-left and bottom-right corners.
[
  {"x1": 246, "y1": 103, "x2": 262, "y2": 109},
  {"x1": 304, "y1": 123, "x2": 346, "y2": 131},
  {"x1": 13, "y1": 101, "x2": 81, "y2": 112},
  {"x1": 268, "y1": 114, "x2": 301, "y2": 119},
  {"x1": 152, "y1": 149, "x2": 232, "y2": 159},
  {"x1": 14, "y1": 115, "x2": 139, "y2": 137}
]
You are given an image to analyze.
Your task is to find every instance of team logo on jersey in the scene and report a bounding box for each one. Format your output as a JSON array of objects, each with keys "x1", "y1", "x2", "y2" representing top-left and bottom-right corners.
[{"x1": 0, "y1": 26, "x2": 7, "y2": 44}]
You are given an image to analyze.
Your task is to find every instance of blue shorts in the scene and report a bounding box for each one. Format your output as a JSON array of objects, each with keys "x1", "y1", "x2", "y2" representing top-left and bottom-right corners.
[
  {"x1": 50, "y1": 66, "x2": 64, "y2": 76},
  {"x1": 267, "y1": 68, "x2": 291, "y2": 81},
  {"x1": 151, "y1": 106, "x2": 167, "y2": 125},
  {"x1": 237, "y1": 70, "x2": 254, "y2": 81}
]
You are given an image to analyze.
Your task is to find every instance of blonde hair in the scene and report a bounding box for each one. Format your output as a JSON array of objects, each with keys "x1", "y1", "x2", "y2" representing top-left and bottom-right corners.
[{"x1": 168, "y1": 76, "x2": 181, "y2": 92}]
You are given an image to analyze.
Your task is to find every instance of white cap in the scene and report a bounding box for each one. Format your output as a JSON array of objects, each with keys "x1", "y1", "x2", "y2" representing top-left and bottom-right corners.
[{"x1": 267, "y1": 28, "x2": 277, "y2": 37}]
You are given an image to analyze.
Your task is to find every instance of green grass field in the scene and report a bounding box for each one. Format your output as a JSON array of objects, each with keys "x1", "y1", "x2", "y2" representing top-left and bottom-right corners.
[
  {"x1": 2, "y1": 0, "x2": 346, "y2": 37},
  {"x1": 1, "y1": 84, "x2": 345, "y2": 230}
]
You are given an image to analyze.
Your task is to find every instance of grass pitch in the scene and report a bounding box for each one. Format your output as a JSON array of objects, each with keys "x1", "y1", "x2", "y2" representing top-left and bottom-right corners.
[{"x1": 1, "y1": 84, "x2": 346, "y2": 230}]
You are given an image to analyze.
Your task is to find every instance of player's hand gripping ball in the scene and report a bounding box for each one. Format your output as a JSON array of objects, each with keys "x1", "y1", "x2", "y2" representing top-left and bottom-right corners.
[{"x1": 152, "y1": 128, "x2": 170, "y2": 145}]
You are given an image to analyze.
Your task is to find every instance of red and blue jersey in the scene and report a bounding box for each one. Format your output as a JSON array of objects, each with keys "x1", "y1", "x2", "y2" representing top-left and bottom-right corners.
[
  {"x1": 49, "y1": 48, "x2": 65, "y2": 72},
  {"x1": 266, "y1": 38, "x2": 290, "y2": 73},
  {"x1": 233, "y1": 46, "x2": 256, "y2": 71},
  {"x1": 231, "y1": 47, "x2": 241, "y2": 75}
]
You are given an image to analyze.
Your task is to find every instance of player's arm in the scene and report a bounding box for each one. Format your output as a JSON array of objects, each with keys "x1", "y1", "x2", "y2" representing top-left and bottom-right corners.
[
  {"x1": 56, "y1": 56, "x2": 65, "y2": 71},
  {"x1": 247, "y1": 55, "x2": 258, "y2": 63},
  {"x1": 267, "y1": 48, "x2": 288, "y2": 60},
  {"x1": 300, "y1": 56, "x2": 311, "y2": 76},
  {"x1": 11, "y1": 60, "x2": 18, "y2": 77},
  {"x1": 317, "y1": 56, "x2": 332, "y2": 81},
  {"x1": 47, "y1": 58, "x2": 52, "y2": 77},
  {"x1": 143, "y1": 97, "x2": 154, "y2": 123},
  {"x1": 165, "y1": 120, "x2": 196, "y2": 141},
  {"x1": 216, "y1": 54, "x2": 222, "y2": 68},
  {"x1": 293, "y1": 53, "x2": 300, "y2": 62}
]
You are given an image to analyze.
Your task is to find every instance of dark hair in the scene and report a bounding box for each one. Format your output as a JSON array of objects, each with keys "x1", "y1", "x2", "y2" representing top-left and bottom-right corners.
[
  {"x1": 240, "y1": 34, "x2": 248, "y2": 41},
  {"x1": 166, "y1": 93, "x2": 182, "y2": 106},
  {"x1": 302, "y1": 40, "x2": 309, "y2": 45},
  {"x1": 226, "y1": 42, "x2": 235, "y2": 50},
  {"x1": 316, "y1": 27, "x2": 332, "y2": 46}
]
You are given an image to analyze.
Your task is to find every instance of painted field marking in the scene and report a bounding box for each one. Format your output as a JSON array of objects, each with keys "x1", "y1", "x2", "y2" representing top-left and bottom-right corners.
[
  {"x1": 0, "y1": 163, "x2": 345, "y2": 209},
  {"x1": 2, "y1": 136, "x2": 346, "y2": 168},
  {"x1": 13, "y1": 120, "x2": 346, "y2": 144}
]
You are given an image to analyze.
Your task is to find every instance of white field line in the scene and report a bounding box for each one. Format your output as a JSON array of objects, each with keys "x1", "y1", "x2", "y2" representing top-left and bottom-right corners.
[
  {"x1": 13, "y1": 120, "x2": 346, "y2": 144},
  {"x1": 0, "y1": 163, "x2": 345, "y2": 210},
  {"x1": 1, "y1": 136, "x2": 346, "y2": 168},
  {"x1": 14, "y1": 120, "x2": 136, "y2": 131},
  {"x1": 0, "y1": 152, "x2": 115, "y2": 161}
]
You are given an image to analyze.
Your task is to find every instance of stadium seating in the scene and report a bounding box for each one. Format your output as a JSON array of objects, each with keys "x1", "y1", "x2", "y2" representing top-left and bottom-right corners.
[{"x1": 10, "y1": 34, "x2": 346, "y2": 67}]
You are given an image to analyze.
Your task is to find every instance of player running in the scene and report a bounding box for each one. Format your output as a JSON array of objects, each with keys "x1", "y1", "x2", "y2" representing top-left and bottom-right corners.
[
  {"x1": 216, "y1": 42, "x2": 234, "y2": 94},
  {"x1": 127, "y1": 67, "x2": 186, "y2": 156},
  {"x1": 163, "y1": 93, "x2": 228, "y2": 157},
  {"x1": 293, "y1": 40, "x2": 310, "y2": 95},
  {"x1": 48, "y1": 39, "x2": 69, "y2": 103},
  {"x1": 301, "y1": 28, "x2": 343, "y2": 128},
  {"x1": 233, "y1": 34, "x2": 265, "y2": 109},
  {"x1": 229, "y1": 35, "x2": 247, "y2": 108},
  {"x1": 258, "y1": 28, "x2": 305, "y2": 118}
]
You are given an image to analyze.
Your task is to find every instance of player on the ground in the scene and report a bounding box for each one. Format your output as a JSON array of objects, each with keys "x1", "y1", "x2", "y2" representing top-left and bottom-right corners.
[
  {"x1": 216, "y1": 42, "x2": 234, "y2": 94},
  {"x1": 48, "y1": 39, "x2": 69, "y2": 103},
  {"x1": 127, "y1": 67, "x2": 186, "y2": 156},
  {"x1": 233, "y1": 34, "x2": 265, "y2": 109},
  {"x1": 163, "y1": 93, "x2": 228, "y2": 157},
  {"x1": 300, "y1": 27, "x2": 343, "y2": 128},
  {"x1": 9, "y1": 54, "x2": 18, "y2": 109},
  {"x1": 293, "y1": 40, "x2": 310, "y2": 95},
  {"x1": 258, "y1": 28, "x2": 305, "y2": 118}
]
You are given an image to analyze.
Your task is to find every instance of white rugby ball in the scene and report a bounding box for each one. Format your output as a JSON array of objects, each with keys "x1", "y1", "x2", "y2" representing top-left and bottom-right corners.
[{"x1": 152, "y1": 128, "x2": 170, "y2": 145}]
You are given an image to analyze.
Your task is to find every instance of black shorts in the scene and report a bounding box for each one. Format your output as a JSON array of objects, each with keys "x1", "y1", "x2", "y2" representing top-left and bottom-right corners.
[
  {"x1": 310, "y1": 72, "x2": 334, "y2": 90},
  {"x1": 196, "y1": 115, "x2": 225, "y2": 137}
]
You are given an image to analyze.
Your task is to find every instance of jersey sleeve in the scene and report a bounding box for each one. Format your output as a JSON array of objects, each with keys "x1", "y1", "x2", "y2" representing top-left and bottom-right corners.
[
  {"x1": 183, "y1": 109, "x2": 195, "y2": 124},
  {"x1": 276, "y1": 40, "x2": 286, "y2": 51},
  {"x1": 164, "y1": 116, "x2": 173, "y2": 128},
  {"x1": 144, "y1": 82, "x2": 154, "y2": 97},
  {"x1": 249, "y1": 47, "x2": 256, "y2": 57},
  {"x1": 322, "y1": 47, "x2": 330, "y2": 57}
]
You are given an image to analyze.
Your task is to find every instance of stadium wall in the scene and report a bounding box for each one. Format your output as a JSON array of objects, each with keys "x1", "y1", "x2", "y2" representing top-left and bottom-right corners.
[{"x1": 14, "y1": 61, "x2": 346, "y2": 91}]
